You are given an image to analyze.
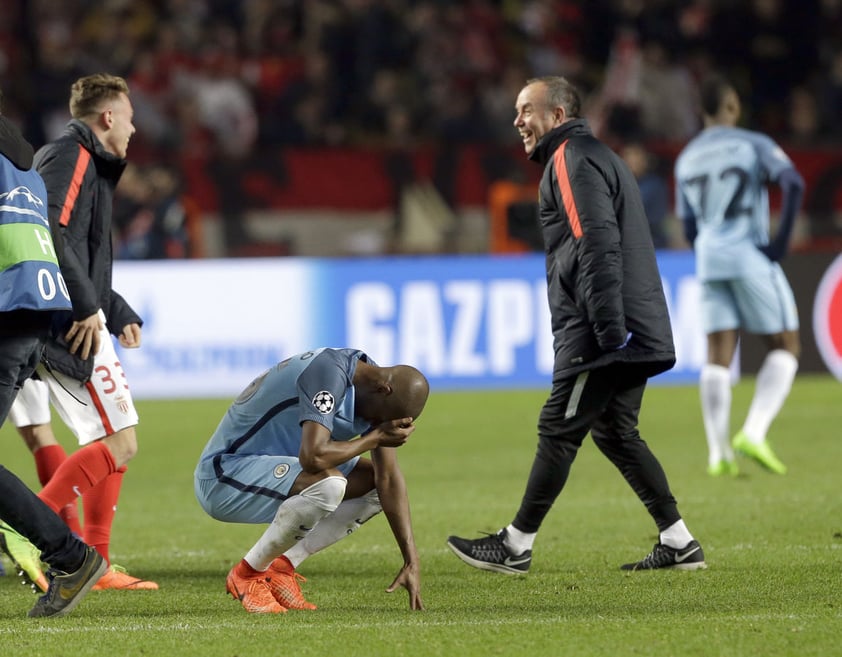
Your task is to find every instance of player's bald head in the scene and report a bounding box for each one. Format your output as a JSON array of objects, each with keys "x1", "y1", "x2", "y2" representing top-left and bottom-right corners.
[
  {"x1": 382, "y1": 365, "x2": 429, "y2": 420},
  {"x1": 354, "y1": 360, "x2": 430, "y2": 424}
]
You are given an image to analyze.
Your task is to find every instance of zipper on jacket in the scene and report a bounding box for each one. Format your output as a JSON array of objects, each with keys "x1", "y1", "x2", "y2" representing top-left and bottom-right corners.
[{"x1": 40, "y1": 355, "x2": 90, "y2": 405}]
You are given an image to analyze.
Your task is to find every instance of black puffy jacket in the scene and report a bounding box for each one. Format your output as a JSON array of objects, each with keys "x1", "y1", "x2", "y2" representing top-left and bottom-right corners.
[
  {"x1": 530, "y1": 119, "x2": 675, "y2": 378},
  {"x1": 34, "y1": 120, "x2": 141, "y2": 380}
]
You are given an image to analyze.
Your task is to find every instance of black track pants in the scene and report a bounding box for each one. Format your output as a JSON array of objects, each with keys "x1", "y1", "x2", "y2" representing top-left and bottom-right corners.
[
  {"x1": 0, "y1": 465, "x2": 86, "y2": 573},
  {"x1": 513, "y1": 362, "x2": 681, "y2": 534}
]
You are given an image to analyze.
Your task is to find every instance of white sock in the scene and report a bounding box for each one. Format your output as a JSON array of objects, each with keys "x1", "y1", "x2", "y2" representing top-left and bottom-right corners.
[
  {"x1": 284, "y1": 489, "x2": 382, "y2": 568},
  {"x1": 659, "y1": 519, "x2": 693, "y2": 549},
  {"x1": 742, "y1": 350, "x2": 798, "y2": 445},
  {"x1": 504, "y1": 524, "x2": 536, "y2": 554},
  {"x1": 700, "y1": 364, "x2": 733, "y2": 464},
  {"x1": 244, "y1": 476, "x2": 346, "y2": 571}
]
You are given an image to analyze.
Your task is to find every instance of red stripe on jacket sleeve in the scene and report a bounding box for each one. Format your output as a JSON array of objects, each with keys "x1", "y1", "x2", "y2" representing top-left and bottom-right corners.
[
  {"x1": 552, "y1": 141, "x2": 583, "y2": 239},
  {"x1": 58, "y1": 145, "x2": 92, "y2": 227}
]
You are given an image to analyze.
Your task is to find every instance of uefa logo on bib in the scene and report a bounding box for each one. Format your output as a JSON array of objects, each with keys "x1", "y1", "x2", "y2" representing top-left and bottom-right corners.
[{"x1": 813, "y1": 254, "x2": 842, "y2": 381}]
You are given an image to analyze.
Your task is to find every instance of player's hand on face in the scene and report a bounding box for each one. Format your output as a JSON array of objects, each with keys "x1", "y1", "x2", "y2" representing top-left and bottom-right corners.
[
  {"x1": 64, "y1": 312, "x2": 103, "y2": 360},
  {"x1": 376, "y1": 417, "x2": 415, "y2": 447},
  {"x1": 118, "y1": 323, "x2": 142, "y2": 349},
  {"x1": 385, "y1": 563, "x2": 424, "y2": 611}
]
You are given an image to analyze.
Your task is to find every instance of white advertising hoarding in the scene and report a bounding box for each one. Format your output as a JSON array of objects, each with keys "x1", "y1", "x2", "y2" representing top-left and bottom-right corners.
[{"x1": 112, "y1": 254, "x2": 707, "y2": 399}]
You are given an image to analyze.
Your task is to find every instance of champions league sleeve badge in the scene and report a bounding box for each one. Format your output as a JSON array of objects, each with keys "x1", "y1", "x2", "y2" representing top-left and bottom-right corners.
[{"x1": 311, "y1": 390, "x2": 335, "y2": 414}]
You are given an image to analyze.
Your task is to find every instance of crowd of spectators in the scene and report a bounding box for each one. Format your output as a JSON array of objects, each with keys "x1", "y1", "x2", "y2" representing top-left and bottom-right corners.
[
  {"x1": 1, "y1": 0, "x2": 840, "y2": 255},
  {"x1": 2, "y1": 0, "x2": 840, "y2": 154}
]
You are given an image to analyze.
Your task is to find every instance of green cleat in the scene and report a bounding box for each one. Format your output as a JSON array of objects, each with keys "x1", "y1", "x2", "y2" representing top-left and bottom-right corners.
[
  {"x1": 733, "y1": 431, "x2": 787, "y2": 474},
  {"x1": 707, "y1": 459, "x2": 739, "y2": 477},
  {"x1": 0, "y1": 521, "x2": 49, "y2": 592}
]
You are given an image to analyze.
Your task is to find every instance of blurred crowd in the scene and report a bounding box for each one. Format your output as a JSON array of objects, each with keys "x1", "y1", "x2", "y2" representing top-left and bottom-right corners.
[
  {"x1": 1, "y1": 0, "x2": 840, "y2": 255},
  {"x1": 2, "y1": 0, "x2": 840, "y2": 153}
]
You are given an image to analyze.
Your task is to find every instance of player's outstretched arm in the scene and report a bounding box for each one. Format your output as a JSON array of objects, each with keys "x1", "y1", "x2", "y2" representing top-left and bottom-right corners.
[
  {"x1": 386, "y1": 561, "x2": 424, "y2": 611},
  {"x1": 373, "y1": 445, "x2": 424, "y2": 610}
]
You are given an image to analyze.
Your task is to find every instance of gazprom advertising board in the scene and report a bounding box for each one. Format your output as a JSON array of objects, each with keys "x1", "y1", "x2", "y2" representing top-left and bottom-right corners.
[{"x1": 113, "y1": 253, "x2": 706, "y2": 399}]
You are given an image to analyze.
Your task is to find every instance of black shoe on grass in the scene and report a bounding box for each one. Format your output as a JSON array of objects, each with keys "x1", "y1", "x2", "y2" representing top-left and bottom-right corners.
[
  {"x1": 621, "y1": 540, "x2": 706, "y2": 571},
  {"x1": 28, "y1": 546, "x2": 108, "y2": 618},
  {"x1": 447, "y1": 529, "x2": 532, "y2": 575}
]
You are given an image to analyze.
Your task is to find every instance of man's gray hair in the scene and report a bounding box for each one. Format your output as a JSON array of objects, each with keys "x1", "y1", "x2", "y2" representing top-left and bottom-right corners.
[{"x1": 527, "y1": 76, "x2": 581, "y2": 119}]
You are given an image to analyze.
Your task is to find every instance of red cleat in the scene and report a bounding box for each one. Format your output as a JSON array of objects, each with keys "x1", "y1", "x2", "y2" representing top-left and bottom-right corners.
[
  {"x1": 226, "y1": 563, "x2": 286, "y2": 614},
  {"x1": 267, "y1": 556, "x2": 317, "y2": 610}
]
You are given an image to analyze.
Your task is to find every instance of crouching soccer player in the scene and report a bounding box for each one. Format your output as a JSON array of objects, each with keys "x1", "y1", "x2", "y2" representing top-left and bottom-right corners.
[{"x1": 194, "y1": 348, "x2": 429, "y2": 613}]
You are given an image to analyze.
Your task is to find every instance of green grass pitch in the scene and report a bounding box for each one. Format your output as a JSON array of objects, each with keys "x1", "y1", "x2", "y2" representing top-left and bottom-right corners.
[{"x1": 1, "y1": 374, "x2": 840, "y2": 656}]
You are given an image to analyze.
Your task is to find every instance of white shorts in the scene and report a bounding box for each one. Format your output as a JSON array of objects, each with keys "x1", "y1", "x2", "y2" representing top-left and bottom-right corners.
[
  {"x1": 8, "y1": 377, "x2": 52, "y2": 426},
  {"x1": 701, "y1": 263, "x2": 799, "y2": 335},
  {"x1": 12, "y1": 312, "x2": 139, "y2": 444}
]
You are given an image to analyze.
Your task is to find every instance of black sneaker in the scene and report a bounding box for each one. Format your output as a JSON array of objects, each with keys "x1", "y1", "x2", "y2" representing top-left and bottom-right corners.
[
  {"x1": 28, "y1": 546, "x2": 108, "y2": 618},
  {"x1": 620, "y1": 540, "x2": 706, "y2": 571},
  {"x1": 447, "y1": 529, "x2": 532, "y2": 575}
]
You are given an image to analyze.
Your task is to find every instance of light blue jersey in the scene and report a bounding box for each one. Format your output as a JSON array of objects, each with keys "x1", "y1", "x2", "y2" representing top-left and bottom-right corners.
[
  {"x1": 674, "y1": 126, "x2": 793, "y2": 281},
  {"x1": 194, "y1": 348, "x2": 374, "y2": 523}
]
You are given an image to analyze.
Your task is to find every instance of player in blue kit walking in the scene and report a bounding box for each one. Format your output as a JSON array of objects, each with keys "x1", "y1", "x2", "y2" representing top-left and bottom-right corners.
[
  {"x1": 194, "y1": 348, "x2": 429, "y2": 613},
  {"x1": 674, "y1": 74, "x2": 805, "y2": 476}
]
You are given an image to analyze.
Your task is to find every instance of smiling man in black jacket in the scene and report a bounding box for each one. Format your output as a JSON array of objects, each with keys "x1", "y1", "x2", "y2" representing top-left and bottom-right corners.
[{"x1": 448, "y1": 76, "x2": 705, "y2": 573}]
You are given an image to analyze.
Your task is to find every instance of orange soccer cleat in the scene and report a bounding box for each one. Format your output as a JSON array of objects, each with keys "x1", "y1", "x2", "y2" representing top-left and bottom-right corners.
[
  {"x1": 92, "y1": 564, "x2": 159, "y2": 590},
  {"x1": 267, "y1": 556, "x2": 317, "y2": 610},
  {"x1": 226, "y1": 562, "x2": 286, "y2": 614}
]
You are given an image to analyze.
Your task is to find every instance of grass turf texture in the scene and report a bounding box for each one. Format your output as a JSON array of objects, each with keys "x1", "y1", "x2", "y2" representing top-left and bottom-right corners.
[{"x1": 0, "y1": 374, "x2": 839, "y2": 656}]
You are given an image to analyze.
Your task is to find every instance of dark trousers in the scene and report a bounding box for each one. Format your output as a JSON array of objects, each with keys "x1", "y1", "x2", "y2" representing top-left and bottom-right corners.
[
  {"x1": 513, "y1": 362, "x2": 680, "y2": 534},
  {"x1": 0, "y1": 465, "x2": 86, "y2": 572},
  {"x1": 0, "y1": 333, "x2": 41, "y2": 424},
  {"x1": 0, "y1": 334, "x2": 86, "y2": 572}
]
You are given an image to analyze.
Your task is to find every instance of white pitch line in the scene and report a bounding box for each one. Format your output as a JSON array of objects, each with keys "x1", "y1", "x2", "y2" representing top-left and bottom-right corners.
[{"x1": 2, "y1": 612, "x2": 835, "y2": 636}]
